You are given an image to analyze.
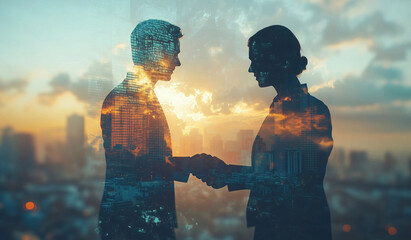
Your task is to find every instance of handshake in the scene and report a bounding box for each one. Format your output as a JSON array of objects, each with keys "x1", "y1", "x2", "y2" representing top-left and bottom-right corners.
[{"x1": 171, "y1": 154, "x2": 229, "y2": 189}]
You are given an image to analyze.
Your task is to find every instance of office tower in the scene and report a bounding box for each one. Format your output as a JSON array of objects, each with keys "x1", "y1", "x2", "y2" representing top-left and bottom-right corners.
[
  {"x1": 409, "y1": 156, "x2": 411, "y2": 177},
  {"x1": 331, "y1": 148, "x2": 346, "y2": 167},
  {"x1": 188, "y1": 128, "x2": 203, "y2": 156},
  {"x1": 349, "y1": 150, "x2": 368, "y2": 171},
  {"x1": 286, "y1": 149, "x2": 302, "y2": 176},
  {"x1": 237, "y1": 130, "x2": 254, "y2": 165},
  {"x1": 328, "y1": 147, "x2": 346, "y2": 179},
  {"x1": 257, "y1": 151, "x2": 275, "y2": 172},
  {"x1": 237, "y1": 130, "x2": 254, "y2": 152},
  {"x1": 14, "y1": 133, "x2": 36, "y2": 182},
  {"x1": 45, "y1": 142, "x2": 65, "y2": 165},
  {"x1": 209, "y1": 134, "x2": 223, "y2": 158},
  {"x1": 0, "y1": 127, "x2": 16, "y2": 181},
  {"x1": 0, "y1": 127, "x2": 15, "y2": 169},
  {"x1": 383, "y1": 151, "x2": 396, "y2": 172},
  {"x1": 223, "y1": 140, "x2": 238, "y2": 164},
  {"x1": 179, "y1": 135, "x2": 190, "y2": 156},
  {"x1": 66, "y1": 114, "x2": 86, "y2": 171}
]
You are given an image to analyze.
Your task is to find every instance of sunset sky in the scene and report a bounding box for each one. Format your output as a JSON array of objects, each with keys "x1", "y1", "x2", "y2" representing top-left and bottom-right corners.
[{"x1": 1, "y1": 0, "x2": 410, "y2": 161}]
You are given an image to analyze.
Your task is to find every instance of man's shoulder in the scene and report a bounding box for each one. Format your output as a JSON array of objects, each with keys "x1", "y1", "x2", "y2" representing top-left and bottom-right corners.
[
  {"x1": 103, "y1": 81, "x2": 129, "y2": 101},
  {"x1": 101, "y1": 80, "x2": 150, "y2": 109}
]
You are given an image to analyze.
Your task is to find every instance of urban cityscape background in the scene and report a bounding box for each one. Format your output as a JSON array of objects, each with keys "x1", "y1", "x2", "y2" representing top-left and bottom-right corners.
[
  {"x1": 1, "y1": 118, "x2": 410, "y2": 239},
  {"x1": 1, "y1": 0, "x2": 411, "y2": 239}
]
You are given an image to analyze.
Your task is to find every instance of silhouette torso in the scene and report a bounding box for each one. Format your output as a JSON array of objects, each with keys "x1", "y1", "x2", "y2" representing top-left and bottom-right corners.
[
  {"x1": 99, "y1": 72, "x2": 176, "y2": 240},
  {"x1": 248, "y1": 84, "x2": 333, "y2": 240}
]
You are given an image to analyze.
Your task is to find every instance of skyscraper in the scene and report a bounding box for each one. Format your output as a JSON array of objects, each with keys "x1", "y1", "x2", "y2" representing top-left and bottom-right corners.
[
  {"x1": 208, "y1": 134, "x2": 223, "y2": 158},
  {"x1": 349, "y1": 150, "x2": 368, "y2": 171},
  {"x1": 286, "y1": 149, "x2": 302, "y2": 176},
  {"x1": 329, "y1": 147, "x2": 346, "y2": 179},
  {"x1": 330, "y1": 148, "x2": 346, "y2": 167},
  {"x1": 0, "y1": 127, "x2": 16, "y2": 182},
  {"x1": 188, "y1": 128, "x2": 203, "y2": 156},
  {"x1": 237, "y1": 130, "x2": 254, "y2": 164},
  {"x1": 14, "y1": 133, "x2": 36, "y2": 182},
  {"x1": 237, "y1": 130, "x2": 254, "y2": 152},
  {"x1": 383, "y1": 151, "x2": 396, "y2": 172},
  {"x1": 223, "y1": 140, "x2": 238, "y2": 164},
  {"x1": 66, "y1": 114, "x2": 86, "y2": 172}
]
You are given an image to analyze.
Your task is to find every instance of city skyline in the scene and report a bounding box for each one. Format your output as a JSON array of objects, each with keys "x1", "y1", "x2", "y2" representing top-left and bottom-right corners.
[
  {"x1": 1, "y1": 0, "x2": 411, "y2": 161},
  {"x1": 1, "y1": 119, "x2": 410, "y2": 174},
  {"x1": 1, "y1": 1, "x2": 411, "y2": 239}
]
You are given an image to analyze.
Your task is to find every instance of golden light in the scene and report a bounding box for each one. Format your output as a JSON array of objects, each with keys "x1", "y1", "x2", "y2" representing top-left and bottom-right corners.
[
  {"x1": 155, "y1": 83, "x2": 199, "y2": 120},
  {"x1": 22, "y1": 234, "x2": 31, "y2": 240},
  {"x1": 25, "y1": 201, "x2": 36, "y2": 211},
  {"x1": 342, "y1": 224, "x2": 351, "y2": 232}
]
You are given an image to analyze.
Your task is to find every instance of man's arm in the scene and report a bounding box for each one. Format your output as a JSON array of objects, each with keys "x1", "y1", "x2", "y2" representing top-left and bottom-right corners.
[
  {"x1": 189, "y1": 154, "x2": 282, "y2": 191},
  {"x1": 169, "y1": 157, "x2": 191, "y2": 183},
  {"x1": 225, "y1": 164, "x2": 253, "y2": 191}
]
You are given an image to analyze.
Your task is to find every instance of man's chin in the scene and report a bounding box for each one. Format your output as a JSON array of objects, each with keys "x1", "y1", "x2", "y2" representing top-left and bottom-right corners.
[{"x1": 152, "y1": 72, "x2": 173, "y2": 81}]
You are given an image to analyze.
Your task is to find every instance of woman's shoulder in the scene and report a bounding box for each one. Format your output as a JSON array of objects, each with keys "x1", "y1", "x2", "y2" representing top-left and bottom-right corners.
[{"x1": 308, "y1": 94, "x2": 331, "y2": 116}]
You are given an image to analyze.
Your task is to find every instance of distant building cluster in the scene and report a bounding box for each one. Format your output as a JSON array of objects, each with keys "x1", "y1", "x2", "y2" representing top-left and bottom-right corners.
[
  {"x1": 176, "y1": 128, "x2": 254, "y2": 166},
  {"x1": 1, "y1": 117, "x2": 411, "y2": 239}
]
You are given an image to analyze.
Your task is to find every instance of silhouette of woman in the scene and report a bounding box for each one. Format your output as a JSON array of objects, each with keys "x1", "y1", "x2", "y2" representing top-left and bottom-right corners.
[
  {"x1": 242, "y1": 25, "x2": 334, "y2": 240},
  {"x1": 190, "y1": 25, "x2": 335, "y2": 240},
  {"x1": 192, "y1": 25, "x2": 333, "y2": 240}
]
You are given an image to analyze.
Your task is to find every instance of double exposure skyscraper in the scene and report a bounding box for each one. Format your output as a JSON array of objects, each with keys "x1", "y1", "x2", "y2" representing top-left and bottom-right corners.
[
  {"x1": 99, "y1": 19, "x2": 183, "y2": 240},
  {"x1": 14, "y1": 133, "x2": 36, "y2": 182},
  {"x1": 66, "y1": 114, "x2": 86, "y2": 172}
]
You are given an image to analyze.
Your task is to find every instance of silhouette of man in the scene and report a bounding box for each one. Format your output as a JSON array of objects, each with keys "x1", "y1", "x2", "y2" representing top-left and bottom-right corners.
[
  {"x1": 194, "y1": 25, "x2": 333, "y2": 240},
  {"x1": 99, "y1": 19, "x2": 186, "y2": 240}
]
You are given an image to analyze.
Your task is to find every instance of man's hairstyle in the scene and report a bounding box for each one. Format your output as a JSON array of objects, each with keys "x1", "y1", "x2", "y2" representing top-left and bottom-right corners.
[
  {"x1": 131, "y1": 19, "x2": 182, "y2": 67},
  {"x1": 248, "y1": 25, "x2": 308, "y2": 75}
]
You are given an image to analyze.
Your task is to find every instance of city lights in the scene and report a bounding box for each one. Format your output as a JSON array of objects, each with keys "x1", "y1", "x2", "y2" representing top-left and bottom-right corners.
[
  {"x1": 25, "y1": 201, "x2": 36, "y2": 211},
  {"x1": 342, "y1": 224, "x2": 351, "y2": 232}
]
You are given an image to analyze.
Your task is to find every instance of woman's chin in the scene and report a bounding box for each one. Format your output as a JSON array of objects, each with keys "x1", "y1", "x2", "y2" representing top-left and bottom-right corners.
[{"x1": 257, "y1": 81, "x2": 271, "y2": 88}]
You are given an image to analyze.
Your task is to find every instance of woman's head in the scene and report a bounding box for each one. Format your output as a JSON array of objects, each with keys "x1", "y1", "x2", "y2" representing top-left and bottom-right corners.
[{"x1": 248, "y1": 25, "x2": 307, "y2": 87}]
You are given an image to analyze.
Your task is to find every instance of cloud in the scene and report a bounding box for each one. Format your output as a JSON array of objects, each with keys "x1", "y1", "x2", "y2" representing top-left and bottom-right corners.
[
  {"x1": 38, "y1": 61, "x2": 113, "y2": 116},
  {"x1": 0, "y1": 77, "x2": 29, "y2": 106},
  {"x1": 362, "y1": 64, "x2": 403, "y2": 82},
  {"x1": 38, "y1": 73, "x2": 72, "y2": 105},
  {"x1": 322, "y1": 12, "x2": 402, "y2": 46},
  {"x1": 0, "y1": 78, "x2": 28, "y2": 93},
  {"x1": 305, "y1": 0, "x2": 358, "y2": 12},
  {"x1": 314, "y1": 74, "x2": 411, "y2": 107},
  {"x1": 332, "y1": 104, "x2": 411, "y2": 133},
  {"x1": 372, "y1": 41, "x2": 411, "y2": 62}
]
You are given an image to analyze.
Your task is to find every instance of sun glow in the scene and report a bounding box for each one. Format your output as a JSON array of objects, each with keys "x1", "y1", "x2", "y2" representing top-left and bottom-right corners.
[{"x1": 155, "y1": 83, "x2": 208, "y2": 122}]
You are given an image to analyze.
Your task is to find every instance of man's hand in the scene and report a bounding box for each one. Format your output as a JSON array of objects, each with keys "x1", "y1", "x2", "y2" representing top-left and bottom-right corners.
[{"x1": 190, "y1": 153, "x2": 228, "y2": 189}]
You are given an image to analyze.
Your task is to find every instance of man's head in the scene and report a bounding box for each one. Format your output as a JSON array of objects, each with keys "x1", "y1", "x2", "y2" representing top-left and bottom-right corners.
[
  {"x1": 248, "y1": 25, "x2": 307, "y2": 87},
  {"x1": 131, "y1": 19, "x2": 182, "y2": 81}
]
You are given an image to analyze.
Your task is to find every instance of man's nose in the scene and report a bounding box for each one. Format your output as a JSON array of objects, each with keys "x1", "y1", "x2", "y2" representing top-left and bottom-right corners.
[{"x1": 175, "y1": 57, "x2": 181, "y2": 67}]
